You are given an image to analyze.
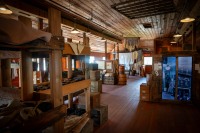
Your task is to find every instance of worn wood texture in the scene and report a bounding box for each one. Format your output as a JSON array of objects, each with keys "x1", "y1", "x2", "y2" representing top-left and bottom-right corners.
[
  {"x1": 48, "y1": 7, "x2": 63, "y2": 133},
  {"x1": 95, "y1": 76, "x2": 200, "y2": 133},
  {"x1": 21, "y1": 50, "x2": 33, "y2": 100},
  {"x1": 38, "y1": 79, "x2": 91, "y2": 96},
  {"x1": 19, "y1": 105, "x2": 66, "y2": 133}
]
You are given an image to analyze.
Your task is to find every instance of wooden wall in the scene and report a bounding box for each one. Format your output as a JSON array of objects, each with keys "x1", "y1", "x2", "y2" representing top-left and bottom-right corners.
[{"x1": 139, "y1": 39, "x2": 154, "y2": 53}]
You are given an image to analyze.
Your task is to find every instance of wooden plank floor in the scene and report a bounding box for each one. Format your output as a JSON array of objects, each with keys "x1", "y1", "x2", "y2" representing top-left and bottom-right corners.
[{"x1": 94, "y1": 76, "x2": 200, "y2": 133}]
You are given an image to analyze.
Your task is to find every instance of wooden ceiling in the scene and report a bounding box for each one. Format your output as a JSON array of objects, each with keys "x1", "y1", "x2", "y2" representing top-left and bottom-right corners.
[{"x1": 5, "y1": 0, "x2": 200, "y2": 53}]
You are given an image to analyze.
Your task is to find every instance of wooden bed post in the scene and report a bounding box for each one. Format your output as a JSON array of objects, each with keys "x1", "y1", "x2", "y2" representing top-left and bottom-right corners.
[
  {"x1": 1, "y1": 59, "x2": 11, "y2": 87},
  {"x1": 48, "y1": 7, "x2": 64, "y2": 133},
  {"x1": 18, "y1": 16, "x2": 33, "y2": 101}
]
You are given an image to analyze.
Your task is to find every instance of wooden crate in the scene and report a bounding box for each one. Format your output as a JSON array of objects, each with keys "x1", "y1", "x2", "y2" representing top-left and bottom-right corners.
[
  {"x1": 91, "y1": 80, "x2": 102, "y2": 93},
  {"x1": 90, "y1": 70, "x2": 100, "y2": 81},
  {"x1": 140, "y1": 83, "x2": 150, "y2": 101},
  {"x1": 78, "y1": 92, "x2": 100, "y2": 108},
  {"x1": 91, "y1": 104, "x2": 108, "y2": 126},
  {"x1": 140, "y1": 83, "x2": 150, "y2": 94},
  {"x1": 140, "y1": 93, "x2": 150, "y2": 101}
]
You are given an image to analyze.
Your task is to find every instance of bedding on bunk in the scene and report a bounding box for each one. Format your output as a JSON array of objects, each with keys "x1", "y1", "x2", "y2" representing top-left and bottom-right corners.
[{"x1": 0, "y1": 16, "x2": 51, "y2": 45}]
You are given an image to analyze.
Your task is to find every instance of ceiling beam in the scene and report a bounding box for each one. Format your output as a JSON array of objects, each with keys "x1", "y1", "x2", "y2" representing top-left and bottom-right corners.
[{"x1": 5, "y1": 0, "x2": 122, "y2": 43}]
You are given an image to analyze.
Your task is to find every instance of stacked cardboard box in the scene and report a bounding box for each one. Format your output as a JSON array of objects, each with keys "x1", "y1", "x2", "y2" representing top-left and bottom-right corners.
[
  {"x1": 140, "y1": 83, "x2": 150, "y2": 101},
  {"x1": 90, "y1": 70, "x2": 102, "y2": 93}
]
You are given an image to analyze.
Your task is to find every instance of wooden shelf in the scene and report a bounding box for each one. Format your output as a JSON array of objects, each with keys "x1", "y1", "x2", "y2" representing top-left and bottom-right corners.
[{"x1": 38, "y1": 79, "x2": 91, "y2": 96}]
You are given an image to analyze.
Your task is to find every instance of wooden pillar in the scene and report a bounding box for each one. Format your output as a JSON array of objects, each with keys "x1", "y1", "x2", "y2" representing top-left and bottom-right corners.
[
  {"x1": 105, "y1": 41, "x2": 107, "y2": 69},
  {"x1": 85, "y1": 55, "x2": 90, "y2": 79},
  {"x1": 1, "y1": 59, "x2": 11, "y2": 87},
  {"x1": 48, "y1": 7, "x2": 64, "y2": 133},
  {"x1": 113, "y1": 44, "x2": 116, "y2": 60},
  {"x1": 68, "y1": 93, "x2": 73, "y2": 108},
  {"x1": 192, "y1": 21, "x2": 196, "y2": 51},
  {"x1": 83, "y1": 32, "x2": 86, "y2": 46},
  {"x1": 67, "y1": 55, "x2": 72, "y2": 78},
  {"x1": 21, "y1": 51, "x2": 33, "y2": 100},
  {"x1": 117, "y1": 43, "x2": 119, "y2": 59},
  {"x1": 67, "y1": 38, "x2": 72, "y2": 79},
  {"x1": 0, "y1": 60, "x2": 2, "y2": 88},
  {"x1": 84, "y1": 88, "x2": 90, "y2": 112},
  {"x1": 19, "y1": 16, "x2": 33, "y2": 101}
]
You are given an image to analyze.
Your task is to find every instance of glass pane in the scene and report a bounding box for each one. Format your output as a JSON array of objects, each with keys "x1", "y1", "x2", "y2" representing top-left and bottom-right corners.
[
  {"x1": 162, "y1": 57, "x2": 176, "y2": 100},
  {"x1": 177, "y1": 57, "x2": 192, "y2": 101}
]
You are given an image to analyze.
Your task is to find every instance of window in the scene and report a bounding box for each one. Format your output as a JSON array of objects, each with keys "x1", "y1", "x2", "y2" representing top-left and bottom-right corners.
[
  {"x1": 144, "y1": 57, "x2": 152, "y2": 65},
  {"x1": 89, "y1": 56, "x2": 95, "y2": 63},
  {"x1": 102, "y1": 57, "x2": 105, "y2": 60}
]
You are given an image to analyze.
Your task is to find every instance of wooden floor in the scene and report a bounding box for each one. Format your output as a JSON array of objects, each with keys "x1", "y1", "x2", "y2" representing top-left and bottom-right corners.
[{"x1": 94, "y1": 76, "x2": 200, "y2": 133}]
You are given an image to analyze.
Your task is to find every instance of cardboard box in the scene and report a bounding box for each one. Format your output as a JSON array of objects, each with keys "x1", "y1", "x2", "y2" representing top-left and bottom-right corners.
[
  {"x1": 140, "y1": 93, "x2": 150, "y2": 101},
  {"x1": 78, "y1": 92, "x2": 100, "y2": 108},
  {"x1": 90, "y1": 70, "x2": 100, "y2": 81},
  {"x1": 91, "y1": 104, "x2": 108, "y2": 126},
  {"x1": 140, "y1": 83, "x2": 150, "y2": 94},
  {"x1": 91, "y1": 80, "x2": 102, "y2": 93}
]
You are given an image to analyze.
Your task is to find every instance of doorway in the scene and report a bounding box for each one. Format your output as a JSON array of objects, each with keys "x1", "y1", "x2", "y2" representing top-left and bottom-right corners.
[{"x1": 162, "y1": 56, "x2": 192, "y2": 101}]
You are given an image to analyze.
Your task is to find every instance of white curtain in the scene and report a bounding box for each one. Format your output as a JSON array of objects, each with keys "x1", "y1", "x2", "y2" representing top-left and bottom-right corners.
[{"x1": 119, "y1": 53, "x2": 133, "y2": 70}]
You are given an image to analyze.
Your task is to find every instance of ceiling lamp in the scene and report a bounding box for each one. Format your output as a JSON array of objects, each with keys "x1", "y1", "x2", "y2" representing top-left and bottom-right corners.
[
  {"x1": 71, "y1": 28, "x2": 80, "y2": 34},
  {"x1": 98, "y1": 37, "x2": 106, "y2": 42},
  {"x1": 180, "y1": 17, "x2": 195, "y2": 23},
  {"x1": 173, "y1": 33, "x2": 182, "y2": 38},
  {"x1": 71, "y1": 18, "x2": 80, "y2": 34},
  {"x1": 0, "y1": 2, "x2": 12, "y2": 14},
  {"x1": 170, "y1": 41, "x2": 177, "y2": 44}
]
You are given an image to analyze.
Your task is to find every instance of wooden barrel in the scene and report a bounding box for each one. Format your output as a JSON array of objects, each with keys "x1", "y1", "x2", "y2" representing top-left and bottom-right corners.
[
  {"x1": 119, "y1": 66, "x2": 125, "y2": 74},
  {"x1": 118, "y1": 74, "x2": 127, "y2": 85}
]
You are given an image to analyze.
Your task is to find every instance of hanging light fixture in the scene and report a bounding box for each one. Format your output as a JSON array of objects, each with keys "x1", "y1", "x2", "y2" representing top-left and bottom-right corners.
[
  {"x1": 0, "y1": 1, "x2": 12, "y2": 14},
  {"x1": 71, "y1": 18, "x2": 80, "y2": 34},
  {"x1": 180, "y1": 17, "x2": 195, "y2": 23},
  {"x1": 173, "y1": 33, "x2": 182, "y2": 38}
]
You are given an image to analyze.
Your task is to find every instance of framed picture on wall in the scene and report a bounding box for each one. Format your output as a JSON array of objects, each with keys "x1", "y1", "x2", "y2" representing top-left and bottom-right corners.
[{"x1": 106, "y1": 61, "x2": 113, "y2": 72}]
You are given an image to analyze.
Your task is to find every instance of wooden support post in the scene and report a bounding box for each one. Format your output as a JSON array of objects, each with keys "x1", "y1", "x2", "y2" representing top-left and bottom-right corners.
[
  {"x1": 83, "y1": 32, "x2": 86, "y2": 46},
  {"x1": 19, "y1": 16, "x2": 33, "y2": 101},
  {"x1": 113, "y1": 44, "x2": 116, "y2": 60},
  {"x1": 48, "y1": 7, "x2": 64, "y2": 133},
  {"x1": 67, "y1": 55, "x2": 72, "y2": 78},
  {"x1": 0, "y1": 59, "x2": 2, "y2": 88},
  {"x1": 192, "y1": 21, "x2": 196, "y2": 51},
  {"x1": 105, "y1": 41, "x2": 107, "y2": 69},
  {"x1": 1, "y1": 59, "x2": 11, "y2": 87},
  {"x1": 21, "y1": 51, "x2": 33, "y2": 100},
  {"x1": 85, "y1": 55, "x2": 90, "y2": 79},
  {"x1": 68, "y1": 93, "x2": 73, "y2": 108},
  {"x1": 117, "y1": 43, "x2": 119, "y2": 59},
  {"x1": 84, "y1": 88, "x2": 90, "y2": 113}
]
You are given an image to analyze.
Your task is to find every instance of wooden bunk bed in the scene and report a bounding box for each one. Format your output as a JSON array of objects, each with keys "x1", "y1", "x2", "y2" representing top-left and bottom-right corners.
[{"x1": 0, "y1": 15, "x2": 92, "y2": 132}]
